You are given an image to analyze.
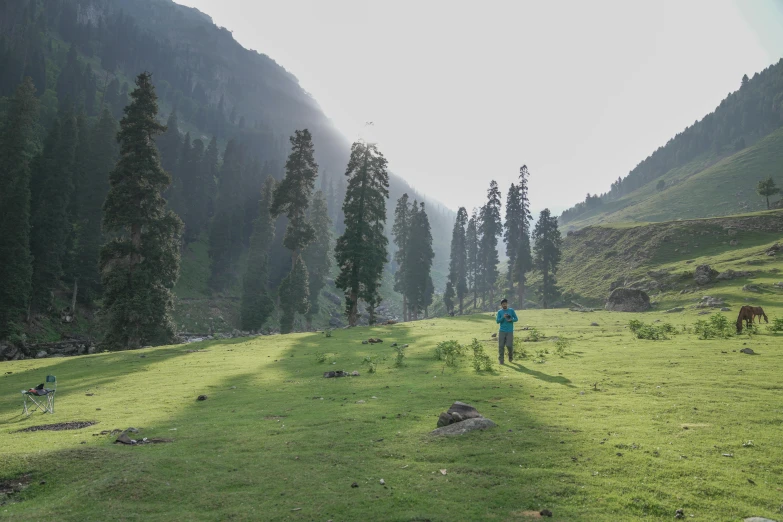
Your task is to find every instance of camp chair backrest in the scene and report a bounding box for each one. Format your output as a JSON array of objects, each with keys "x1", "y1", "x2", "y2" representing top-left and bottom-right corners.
[{"x1": 46, "y1": 375, "x2": 56, "y2": 388}]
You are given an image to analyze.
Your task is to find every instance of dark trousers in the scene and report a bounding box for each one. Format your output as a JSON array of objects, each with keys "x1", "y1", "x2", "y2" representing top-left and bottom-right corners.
[{"x1": 498, "y1": 331, "x2": 513, "y2": 361}]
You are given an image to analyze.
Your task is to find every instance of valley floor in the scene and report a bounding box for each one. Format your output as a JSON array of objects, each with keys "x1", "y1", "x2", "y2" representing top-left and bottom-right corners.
[{"x1": 2, "y1": 307, "x2": 783, "y2": 521}]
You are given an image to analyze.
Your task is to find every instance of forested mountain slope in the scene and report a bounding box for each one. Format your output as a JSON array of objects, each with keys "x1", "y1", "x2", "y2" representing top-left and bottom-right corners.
[
  {"x1": 0, "y1": 0, "x2": 453, "y2": 337},
  {"x1": 560, "y1": 59, "x2": 783, "y2": 230}
]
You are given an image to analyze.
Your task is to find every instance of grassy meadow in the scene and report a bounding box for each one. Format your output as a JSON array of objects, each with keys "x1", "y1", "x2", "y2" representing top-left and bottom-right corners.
[{"x1": 3, "y1": 305, "x2": 783, "y2": 521}]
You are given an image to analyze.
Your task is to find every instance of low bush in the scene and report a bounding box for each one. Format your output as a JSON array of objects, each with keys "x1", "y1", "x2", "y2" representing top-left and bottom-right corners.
[
  {"x1": 693, "y1": 314, "x2": 734, "y2": 339},
  {"x1": 767, "y1": 318, "x2": 783, "y2": 333},
  {"x1": 470, "y1": 338, "x2": 494, "y2": 372},
  {"x1": 393, "y1": 345, "x2": 406, "y2": 368},
  {"x1": 628, "y1": 319, "x2": 677, "y2": 340},
  {"x1": 434, "y1": 340, "x2": 464, "y2": 367}
]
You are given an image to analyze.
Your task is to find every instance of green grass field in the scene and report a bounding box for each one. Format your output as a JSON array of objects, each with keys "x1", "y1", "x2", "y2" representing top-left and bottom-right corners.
[{"x1": 3, "y1": 304, "x2": 783, "y2": 521}]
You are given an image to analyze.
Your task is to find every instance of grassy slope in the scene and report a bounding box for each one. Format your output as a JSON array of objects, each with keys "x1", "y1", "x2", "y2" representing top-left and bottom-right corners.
[
  {"x1": 563, "y1": 128, "x2": 783, "y2": 231},
  {"x1": 559, "y1": 210, "x2": 783, "y2": 306},
  {"x1": 2, "y1": 277, "x2": 783, "y2": 521}
]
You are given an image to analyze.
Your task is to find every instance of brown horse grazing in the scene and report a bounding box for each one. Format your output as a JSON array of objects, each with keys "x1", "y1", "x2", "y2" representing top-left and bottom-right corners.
[
  {"x1": 737, "y1": 305, "x2": 755, "y2": 333},
  {"x1": 752, "y1": 306, "x2": 769, "y2": 324}
]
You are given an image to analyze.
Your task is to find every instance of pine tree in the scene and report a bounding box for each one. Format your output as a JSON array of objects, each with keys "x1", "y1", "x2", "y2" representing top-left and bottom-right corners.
[
  {"x1": 391, "y1": 193, "x2": 411, "y2": 321},
  {"x1": 533, "y1": 208, "x2": 563, "y2": 309},
  {"x1": 30, "y1": 103, "x2": 78, "y2": 313},
  {"x1": 73, "y1": 108, "x2": 118, "y2": 304},
  {"x1": 0, "y1": 78, "x2": 39, "y2": 339},
  {"x1": 513, "y1": 165, "x2": 534, "y2": 307},
  {"x1": 405, "y1": 202, "x2": 434, "y2": 320},
  {"x1": 271, "y1": 129, "x2": 318, "y2": 257},
  {"x1": 756, "y1": 177, "x2": 780, "y2": 209},
  {"x1": 100, "y1": 72, "x2": 183, "y2": 349},
  {"x1": 302, "y1": 191, "x2": 332, "y2": 330},
  {"x1": 465, "y1": 209, "x2": 479, "y2": 310},
  {"x1": 209, "y1": 139, "x2": 245, "y2": 291},
  {"x1": 478, "y1": 181, "x2": 502, "y2": 308},
  {"x1": 447, "y1": 207, "x2": 469, "y2": 314},
  {"x1": 334, "y1": 141, "x2": 390, "y2": 326},
  {"x1": 271, "y1": 129, "x2": 319, "y2": 333},
  {"x1": 240, "y1": 176, "x2": 276, "y2": 331},
  {"x1": 504, "y1": 182, "x2": 522, "y2": 298}
]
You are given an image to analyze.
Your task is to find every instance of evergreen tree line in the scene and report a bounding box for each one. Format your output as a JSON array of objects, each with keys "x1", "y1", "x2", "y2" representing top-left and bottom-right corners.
[
  {"x1": 443, "y1": 166, "x2": 563, "y2": 312},
  {"x1": 561, "y1": 61, "x2": 783, "y2": 224}
]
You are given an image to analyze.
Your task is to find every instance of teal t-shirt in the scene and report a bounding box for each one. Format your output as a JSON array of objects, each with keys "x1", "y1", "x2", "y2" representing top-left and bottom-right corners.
[{"x1": 496, "y1": 308, "x2": 518, "y2": 332}]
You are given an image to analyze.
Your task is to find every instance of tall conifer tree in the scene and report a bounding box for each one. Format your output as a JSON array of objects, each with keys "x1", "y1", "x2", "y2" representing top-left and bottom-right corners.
[
  {"x1": 100, "y1": 73, "x2": 183, "y2": 349},
  {"x1": 465, "y1": 209, "x2": 479, "y2": 309},
  {"x1": 504, "y1": 182, "x2": 522, "y2": 297},
  {"x1": 271, "y1": 129, "x2": 319, "y2": 333},
  {"x1": 334, "y1": 141, "x2": 389, "y2": 326},
  {"x1": 406, "y1": 202, "x2": 434, "y2": 320},
  {"x1": 533, "y1": 208, "x2": 563, "y2": 309},
  {"x1": 447, "y1": 207, "x2": 469, "y2": 314},
  {"x1": 391, "y1": 193, "x2": 411, "y2": 321},
  {"x1": 478, "y1": 181, "x2": 502, "y2": 308},
  {"x1": 513, "y1": 165, "x2": 534, "y2": 307},
  {"x1": 0, "y1": 78, "x2": 39, "y2": 338}
]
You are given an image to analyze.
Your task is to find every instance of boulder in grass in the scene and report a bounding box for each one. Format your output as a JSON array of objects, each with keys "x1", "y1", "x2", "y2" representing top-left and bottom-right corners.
[
  {"x1": 431, "y1": 417, "x2": 497, "y2": 436},
  {"x1": 605, "y1": 288, "x2": 650, "y2": 312}
]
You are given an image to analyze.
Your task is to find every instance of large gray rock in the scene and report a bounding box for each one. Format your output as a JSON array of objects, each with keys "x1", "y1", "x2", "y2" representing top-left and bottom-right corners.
[
  {"x1": 447, "y1": 401, "x2": 483, "y2": 420},
  {"x1": 431, "y1": 418, "x2": 497, "y2": 436},
  {"x1": 694, "y1": 264, "x2": 719, "y2": 285},
  {"x1": 605, "y1": 288, "x2": 650, "y2": 312}
]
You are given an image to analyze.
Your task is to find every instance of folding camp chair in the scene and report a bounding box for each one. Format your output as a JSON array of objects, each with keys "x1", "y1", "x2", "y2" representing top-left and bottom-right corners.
[{"x1": 22, "y1": 375, "x2": 56, "y2": 415}]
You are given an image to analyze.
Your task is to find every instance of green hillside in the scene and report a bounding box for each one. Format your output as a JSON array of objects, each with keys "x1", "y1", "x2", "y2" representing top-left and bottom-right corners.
[
  {"x1": 562, "y1": 128, "x2": 783, "y2": 231},
  {"x1": 558, "y1": 210, "x2": 783, "y2": 307}
]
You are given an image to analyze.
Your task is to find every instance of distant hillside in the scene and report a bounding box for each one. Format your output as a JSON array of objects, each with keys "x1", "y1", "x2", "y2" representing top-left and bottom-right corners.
[
  {"x1": 561, "y1": 58, "x2": 783, "y2": 229},
  {"x1": 558, "y1": 210, "x2": 783, "y2": 306},
  {"x1": 561, "y1": 127, "x2": 783, "y2": 231}
]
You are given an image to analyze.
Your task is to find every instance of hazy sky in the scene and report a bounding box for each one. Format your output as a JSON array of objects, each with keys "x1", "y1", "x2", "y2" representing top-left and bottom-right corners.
[{"x1": 176, "y1": 0, "x2": 783, "y2": 215}]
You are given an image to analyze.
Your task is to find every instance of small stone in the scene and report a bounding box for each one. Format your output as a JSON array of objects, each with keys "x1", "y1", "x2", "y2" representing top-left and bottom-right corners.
[
  {"x1": 590, "y1": 322, "x2": 599, "y2": 326},
  {"x1": 362, "y1": 340, "x2": 369, "y2": 345},
  {"x1": 379, "y1": 479, "x2": 385, "y2": 485},
  {"x1": 540, "y1": 509, "x2": 553, "y2": 517},
  {"x1": 351, "y1": 482, "x2": 359, "y2": 488},
  {"x1": 675, "y1": 508, "x2": 684, "y2": 519},
  {"x1": 39, "y1": 481, "x2": 46, "y2": 485},
  {"x1": 740, "y1": 348, "x2": 756, "y2": 355},
  {"x1": 197, "y1": 395, "x2": 208, "y2": 401},
  {"x1": 356, "y1": 400, "x2": 366, "y2": 404}
]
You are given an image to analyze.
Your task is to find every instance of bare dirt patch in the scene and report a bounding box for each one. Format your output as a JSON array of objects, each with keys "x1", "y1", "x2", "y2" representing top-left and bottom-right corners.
[
  {"x1": 16, "y1": 421, "x2": 97, "y2": 433},
  {"x1": 0, "y1": 473, "x2": 32, "y2": 497}
]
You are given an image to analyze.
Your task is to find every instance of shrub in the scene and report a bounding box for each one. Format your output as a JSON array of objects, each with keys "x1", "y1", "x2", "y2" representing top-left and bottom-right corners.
[
  {"x1": 694, "y1": 313, "x2": 734, "y2": 339},
  {"x1": 393, "y1": 345, "x2": 406, "y2": 368},
  {"x1": 767, "y1": 318, "x2": 783, "y2": 333},
  {"x1": 512, "y1": 336, "x2": 529, "y2": 358},
  {"x1": 324, "y1": 329, "x2": 333, "y2": 338},
  {"x1": 470, "y1": 338, "x2": 494, "y2": 372},
  {"x1": 525, "y1": 328, "x2": 544, "y2": 342},
  {"x1": 363, "y1": 355, "x2": 378, "y2": 373},
  {"x1": 435, "y1": 340, "x2": 464, "y2": 366},
  {"x1": 628, "y1": 320, "x2": 676, "y2": 340},
  {"x1": 315, "y1": 352, "x2": 327, "y2": 363},
  {"x1": 554, "y1": 337, "x2": 572, "y2": 357}
]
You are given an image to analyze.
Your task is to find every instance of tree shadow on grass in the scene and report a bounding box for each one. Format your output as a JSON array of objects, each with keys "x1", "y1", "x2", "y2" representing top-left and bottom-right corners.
[{"x1": 507, "y1": 362, "x2": 575, "y2": 387}]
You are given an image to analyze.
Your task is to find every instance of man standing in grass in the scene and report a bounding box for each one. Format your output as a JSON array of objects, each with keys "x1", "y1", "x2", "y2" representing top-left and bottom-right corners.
[{"x1": 496, "y1": 298, "x2": 518, "y2": 365}]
